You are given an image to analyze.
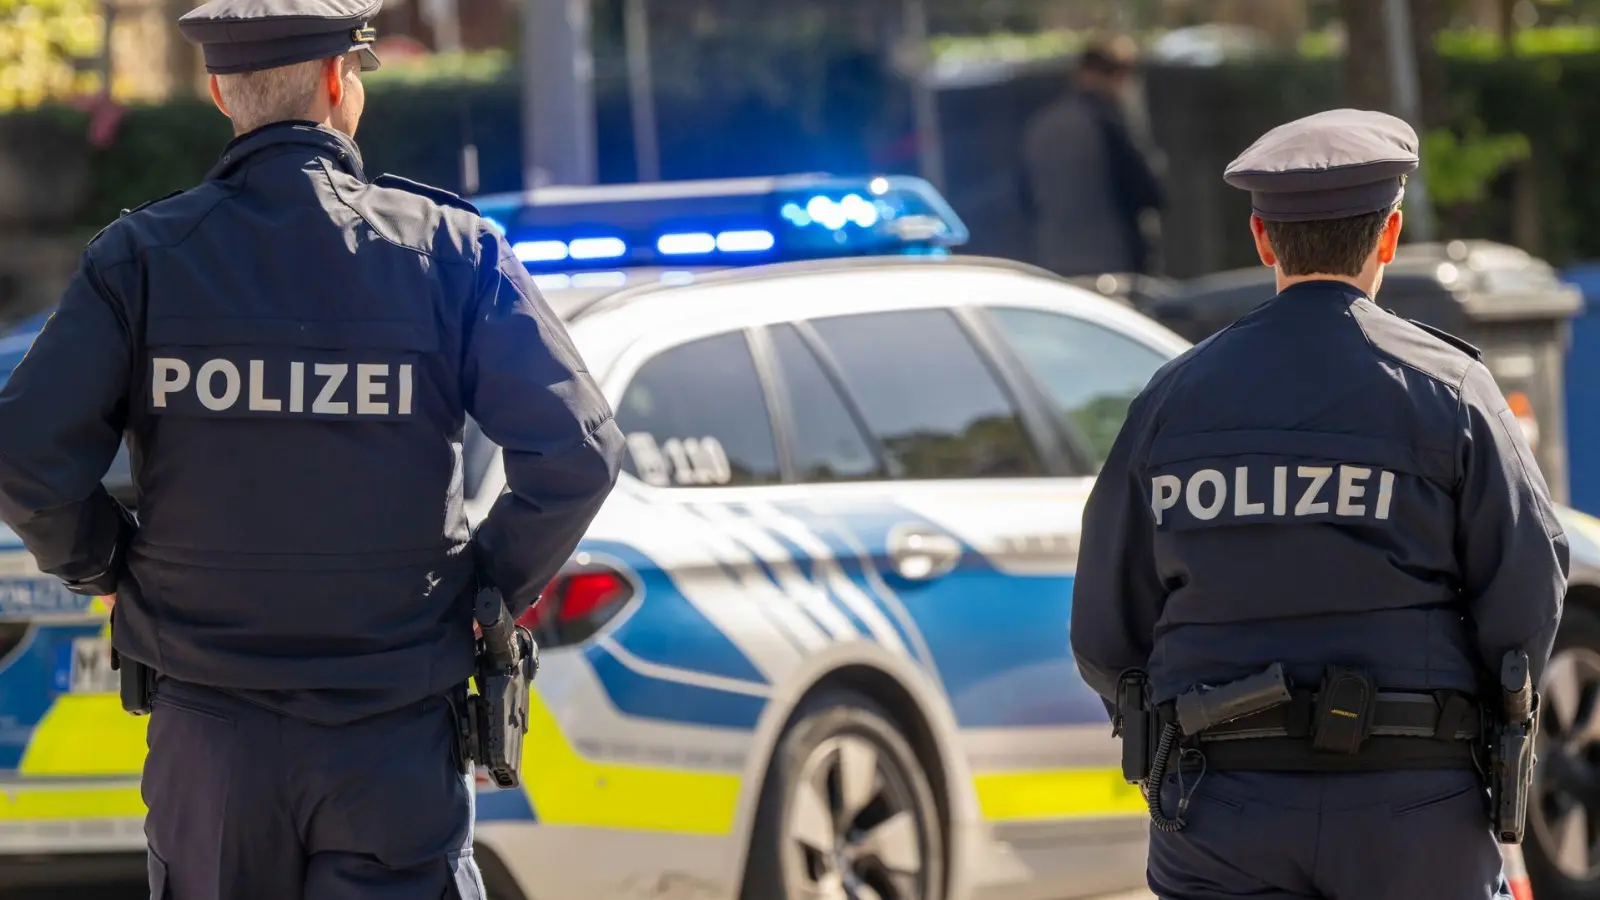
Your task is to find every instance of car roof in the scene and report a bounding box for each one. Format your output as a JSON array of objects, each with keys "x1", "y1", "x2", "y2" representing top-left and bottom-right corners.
[{"x1": 560, "y1": 254, "x2": 1194, "y2": 382}]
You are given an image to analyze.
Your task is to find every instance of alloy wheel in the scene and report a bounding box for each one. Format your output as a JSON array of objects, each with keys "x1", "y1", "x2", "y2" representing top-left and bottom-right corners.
[
  {"x1": 784, "y1": 733, "x2": 928, "y2": 900},
  {"x1": 1533, "y1": 646, "x2": 1600, "y2": 880}
]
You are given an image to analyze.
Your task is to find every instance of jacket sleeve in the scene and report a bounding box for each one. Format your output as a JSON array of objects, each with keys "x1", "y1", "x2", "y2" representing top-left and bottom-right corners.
[
  {"x1": 0, "y1": 256, "x2": 134, "y2": 594},
  {"x1": 1455, "y1": 361, "x2": 1568, "y2": 684},
  {"x1": 463, "y1": 227, "x2": 625, "y2": 619},
  {"x1": 1070, "y1": 391, "x2": 1165, "y2": 707}
]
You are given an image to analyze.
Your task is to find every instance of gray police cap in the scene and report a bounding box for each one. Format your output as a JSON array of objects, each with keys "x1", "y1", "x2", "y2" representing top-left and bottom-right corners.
[
  {"x1": 1223, "y1": 109, "x2": 1419, "y2": 222},
  {"x1": 178, "y1": 0, "x2": 382, "y2": 75}
]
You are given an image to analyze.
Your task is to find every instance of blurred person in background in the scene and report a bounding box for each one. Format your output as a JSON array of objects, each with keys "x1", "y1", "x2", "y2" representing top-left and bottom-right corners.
[{"x1": 1020, "y1": 34, "x2": 1167, "y2": 278}]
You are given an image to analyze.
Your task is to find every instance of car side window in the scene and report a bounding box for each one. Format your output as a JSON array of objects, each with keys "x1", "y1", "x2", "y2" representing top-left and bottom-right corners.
[
  {"x1": 615, "y1": 332, "x2": 782, "y2": 487},
  {"x1": 808, "y1": 309, "x2": 1043, "y2": 480},
  {"x1": 987, "y1": 306, "x2": 1169, "y2": 470},
  {"x1": 767, "y1": 323, "x2": 885, "y2": 482}
]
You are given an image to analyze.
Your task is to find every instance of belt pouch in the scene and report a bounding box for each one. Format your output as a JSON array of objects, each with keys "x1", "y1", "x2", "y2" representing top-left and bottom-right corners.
[{"x1": 1311, "y1": 666, "x2": 1376, "y2": 754}]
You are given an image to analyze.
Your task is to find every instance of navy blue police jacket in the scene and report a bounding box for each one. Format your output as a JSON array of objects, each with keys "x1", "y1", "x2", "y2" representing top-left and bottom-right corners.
[
  {"x1": 0, "y1": 122, "x2": 625, "y2": 724},
  {"x1": 1070, "y1": 279, "x2": 1569, "y2": 708}
]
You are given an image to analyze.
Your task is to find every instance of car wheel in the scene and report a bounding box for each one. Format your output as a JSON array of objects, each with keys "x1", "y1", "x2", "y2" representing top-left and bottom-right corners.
[
  {"x1": 741, "y1": 690, "x2": 945, "y2": 900},
  {"x1": 1528, "y1": 602, "x2": 1600, "y2": 899}
]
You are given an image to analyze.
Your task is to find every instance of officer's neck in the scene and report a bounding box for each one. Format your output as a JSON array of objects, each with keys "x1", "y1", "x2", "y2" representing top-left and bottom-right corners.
[{"x1": 1275, "y1": 269, "x2": 1380, "y2": 300}]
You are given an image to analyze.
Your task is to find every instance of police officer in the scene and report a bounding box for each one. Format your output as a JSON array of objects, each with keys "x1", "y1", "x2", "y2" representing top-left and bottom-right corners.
[
  {"x1": 1071, "y1": 109, "x2": 1568, "y2": 899},
  {"x1": 0, "y1": 0, "x2": 624, "y2": 895}
]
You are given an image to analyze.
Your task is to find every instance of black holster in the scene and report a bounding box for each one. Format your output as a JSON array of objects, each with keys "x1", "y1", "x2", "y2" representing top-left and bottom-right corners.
[
  {"x1": 108, "y1": 608, "x2": 155, "y2": 716},
  {"x1": 1115, "y1": 670, "x2": 1155, "y2": 784},
  {"x1": 464, "y1": 589, "x2": 540, "y2": 789},
  {"x1": 1488, "y1": 650, "x2": 1539, "y2": 844}
]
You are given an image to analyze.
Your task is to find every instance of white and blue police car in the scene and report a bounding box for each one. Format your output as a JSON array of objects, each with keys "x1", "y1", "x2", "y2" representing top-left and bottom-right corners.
[{"x1": 3, "y1": 175, "x2": 1600, "y2": 900}]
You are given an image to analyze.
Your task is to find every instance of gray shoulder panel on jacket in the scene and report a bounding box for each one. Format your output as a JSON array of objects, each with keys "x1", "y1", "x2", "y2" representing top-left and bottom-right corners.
[{"x1": 1349, "y1": 301, "x2": 1476, "y2": 387}]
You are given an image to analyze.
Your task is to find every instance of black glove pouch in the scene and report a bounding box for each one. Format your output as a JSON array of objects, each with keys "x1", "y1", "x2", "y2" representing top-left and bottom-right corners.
[{"x1": 1311, "y1": 666, "x2": 1376, "y2": 755}]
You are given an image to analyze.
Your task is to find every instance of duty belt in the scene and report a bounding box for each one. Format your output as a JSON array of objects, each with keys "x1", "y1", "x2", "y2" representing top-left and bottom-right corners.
[{"x1": 1174, "y1": 689, "x2": 1482, "y2": 772}]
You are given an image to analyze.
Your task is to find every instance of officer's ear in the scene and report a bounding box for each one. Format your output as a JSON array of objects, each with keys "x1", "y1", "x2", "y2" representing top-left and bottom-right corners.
[
  {"x1": 322, "y1": 56, "x2": 345, "y2": 108},
  {"x1": 1376, "y1": 208, "x2": 1403, "y2": 265},
  {"x1": 1249, "y1": 214, "x2": 1277, "y2": 268},
  {"x1": 208, "y1": 75, "x2": 230, "y2": 120}
]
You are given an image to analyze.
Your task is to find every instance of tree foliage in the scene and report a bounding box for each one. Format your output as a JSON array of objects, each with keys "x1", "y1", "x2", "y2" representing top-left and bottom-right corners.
[{"x1": 0, "y1": 0, "x2": 104, "y2": 113}]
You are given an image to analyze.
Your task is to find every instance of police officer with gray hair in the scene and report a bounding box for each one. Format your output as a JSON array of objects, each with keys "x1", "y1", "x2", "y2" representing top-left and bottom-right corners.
[
  {"x1": 0, "y1": 0, "x2": 623, "y2": 895},
  {"x1": 1071, "y1": 109, "x2": 1568, "y2": 899}
]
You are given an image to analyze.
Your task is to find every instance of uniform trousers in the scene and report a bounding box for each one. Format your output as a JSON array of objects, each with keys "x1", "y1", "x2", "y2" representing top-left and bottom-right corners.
[
  {"x1": 1149, "y1": 768, "x2": 1511, "y2": 900},
  {"x1": 142, "y1": 677, "x2": 486, "y2": 900}
]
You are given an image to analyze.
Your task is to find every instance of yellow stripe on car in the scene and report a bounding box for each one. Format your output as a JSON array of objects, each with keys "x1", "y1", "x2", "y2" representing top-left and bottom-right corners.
[
  {"x1": 19, "y1": 695, "x2": 147, "y2": 778},
  {"x1": 0, "y1": 780, "x2": 145, "y2": 821},
  {"x1": 0, "y1": 606, "x2": 147, "y2": 821},
  {"x1": 973, "y1": 767, "x2": 1147, "y2": 822},
  {"x1": 519, "y1": 690, "x2": 743, "y2": 835}
]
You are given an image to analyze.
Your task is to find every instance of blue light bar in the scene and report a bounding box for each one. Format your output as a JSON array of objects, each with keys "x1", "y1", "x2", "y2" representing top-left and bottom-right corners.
[
  {"x1": 514, "y1": 240, "x2": 568, "y2": 263},
  {"x1": 472, "y1": 174, "x2": 968, "y2": 274},
  {"x1": 658, "y1": 232, "x2": 716, "y2": 255},
  {"x1": 567, "y1": 237, "x2": 628, "y2": 260},
  {"x1": 717, "y1": 229, "x2": 775, "y2": 253}
]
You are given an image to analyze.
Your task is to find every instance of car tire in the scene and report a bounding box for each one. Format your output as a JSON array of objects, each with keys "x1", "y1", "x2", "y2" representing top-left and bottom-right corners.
[
  {"x1": 740, "y1": 690, "x2": 945, "y2": 900},
  {"x1": 1526, "y1": 601, "x2": 1600, "y2": 900}
]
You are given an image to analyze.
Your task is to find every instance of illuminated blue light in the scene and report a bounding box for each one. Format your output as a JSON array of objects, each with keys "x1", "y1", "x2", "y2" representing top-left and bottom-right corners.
[
  {"x1": 483, "y1": 216, "x2": 507, "y2": 235},
  {"x1": 514, "y1": 240, "x2": 569, "y2": 263},
  {"x1": 567, "y1": 237, "x2": 628, "y2": 260},
  {"x1": 716, "y1": 229, "x2": 776, "y2": 253},
  {"x1": 796, "y1": 195, "x2": 878, "y2": 231},
  {"x1": 571, "y1": 271, "x2": 629, "y2": 289},
  {"x1": 657, "y1": 232, "x2": 717, "y2": 255},
  {"x1": 532, "y1": 273, "x2": 572, "y2": 292},
  {"x1": 780, "y1": 203, "x2": 812, "y2": 227},
  {"x1": 806, "y1": 195, "x2": 849, "y2": 230},
  {"x1": 839, "y1": 194, "x2": 879, "y2": 228},
  {"x1": 472, "y1": 174, "x2": 970, "y2": 270}
]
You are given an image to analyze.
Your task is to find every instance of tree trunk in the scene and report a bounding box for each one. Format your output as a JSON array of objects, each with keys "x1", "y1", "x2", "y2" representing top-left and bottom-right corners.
[
  {"x1": 1336, "y1": 0, "x2": 1449, "y2": 129},
  {"x1": 165, "y1": 0, "x2": 204, "y2": 98},
  {"x1": 1337, "y1": 0, "x2": 1394, "y2": 111},
  {"x1": 1499, "y1": 0, "x2": 1517, "y2": 54},
  {"x1": 1411, "y1": 0, "x2": 1450, "y2": 130}
]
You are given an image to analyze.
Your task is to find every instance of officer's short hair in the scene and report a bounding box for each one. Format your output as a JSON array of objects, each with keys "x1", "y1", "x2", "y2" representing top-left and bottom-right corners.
[
  {"x1": 215, "y1": 55, "x2": 354, "y2": 134},
  {"x1": 1223, "y1": 109, "x2": 1421, "y2": 277},
  {"x1": 1261, "y1": 208, "x2": 1393, "y2": 278}
]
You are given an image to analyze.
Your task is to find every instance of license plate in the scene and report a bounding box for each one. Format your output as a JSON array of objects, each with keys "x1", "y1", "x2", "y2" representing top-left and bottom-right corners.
[{"x1": 52, "y1": 636, "x2": 117, "y2": 694}]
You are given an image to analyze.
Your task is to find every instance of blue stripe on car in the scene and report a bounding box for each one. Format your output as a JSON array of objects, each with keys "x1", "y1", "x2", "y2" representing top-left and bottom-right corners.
[{"x1": 584, "y1": 643, "x2": 766, "y2": 730}]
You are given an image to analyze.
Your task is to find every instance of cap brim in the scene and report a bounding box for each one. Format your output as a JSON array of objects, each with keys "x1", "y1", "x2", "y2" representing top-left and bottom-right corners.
[{"x1": 356, "y1": 45, "x2": 380, "y2": 71}]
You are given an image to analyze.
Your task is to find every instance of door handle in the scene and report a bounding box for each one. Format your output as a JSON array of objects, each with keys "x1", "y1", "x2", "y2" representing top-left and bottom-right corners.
[{"x1": 887, "y1": 524, "x2": 963, "y2": 581}]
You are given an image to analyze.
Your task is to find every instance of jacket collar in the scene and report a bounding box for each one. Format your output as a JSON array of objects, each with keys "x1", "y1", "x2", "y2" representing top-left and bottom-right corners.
[
  {"x1": 207, "y1": 121, "x2": 366, "y2": 182},
  {"x1": 1275, "y1": 279, "x2": 1371, "y2": 303}
]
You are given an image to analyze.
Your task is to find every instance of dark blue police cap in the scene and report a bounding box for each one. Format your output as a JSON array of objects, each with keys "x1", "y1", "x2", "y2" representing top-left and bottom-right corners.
[
  {"x1": 178, "y1": 0, "x2": 382, "y2": 75},
  {"x1": 1223, "y1": 109, "x2": 1419, "y2": 223}
]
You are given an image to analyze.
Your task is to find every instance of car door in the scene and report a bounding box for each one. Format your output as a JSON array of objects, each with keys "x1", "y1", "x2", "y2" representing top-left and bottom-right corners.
[{"x1": 751, "y1": 300, "x2": 1176, "y2": 897}]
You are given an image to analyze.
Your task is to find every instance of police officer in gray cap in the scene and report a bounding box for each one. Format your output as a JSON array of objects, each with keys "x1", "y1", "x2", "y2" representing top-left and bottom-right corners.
[
  {"x1": 1072, "y1": 108, "x2": 1568, "y2": 898},
  {"x1": 0, "y1": 0, "x2": 624, "y2": 896}
]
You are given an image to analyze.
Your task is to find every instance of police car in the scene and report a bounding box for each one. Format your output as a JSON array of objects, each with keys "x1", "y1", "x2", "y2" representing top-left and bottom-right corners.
[{"x1": 0, "y1": 175, "x2": 1596, "y2": 900}]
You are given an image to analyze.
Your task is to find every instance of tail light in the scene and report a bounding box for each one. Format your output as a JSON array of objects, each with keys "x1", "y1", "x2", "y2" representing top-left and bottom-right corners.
[{"x1": 516, "y1": 553, "x2": 635, "y2": 648}]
